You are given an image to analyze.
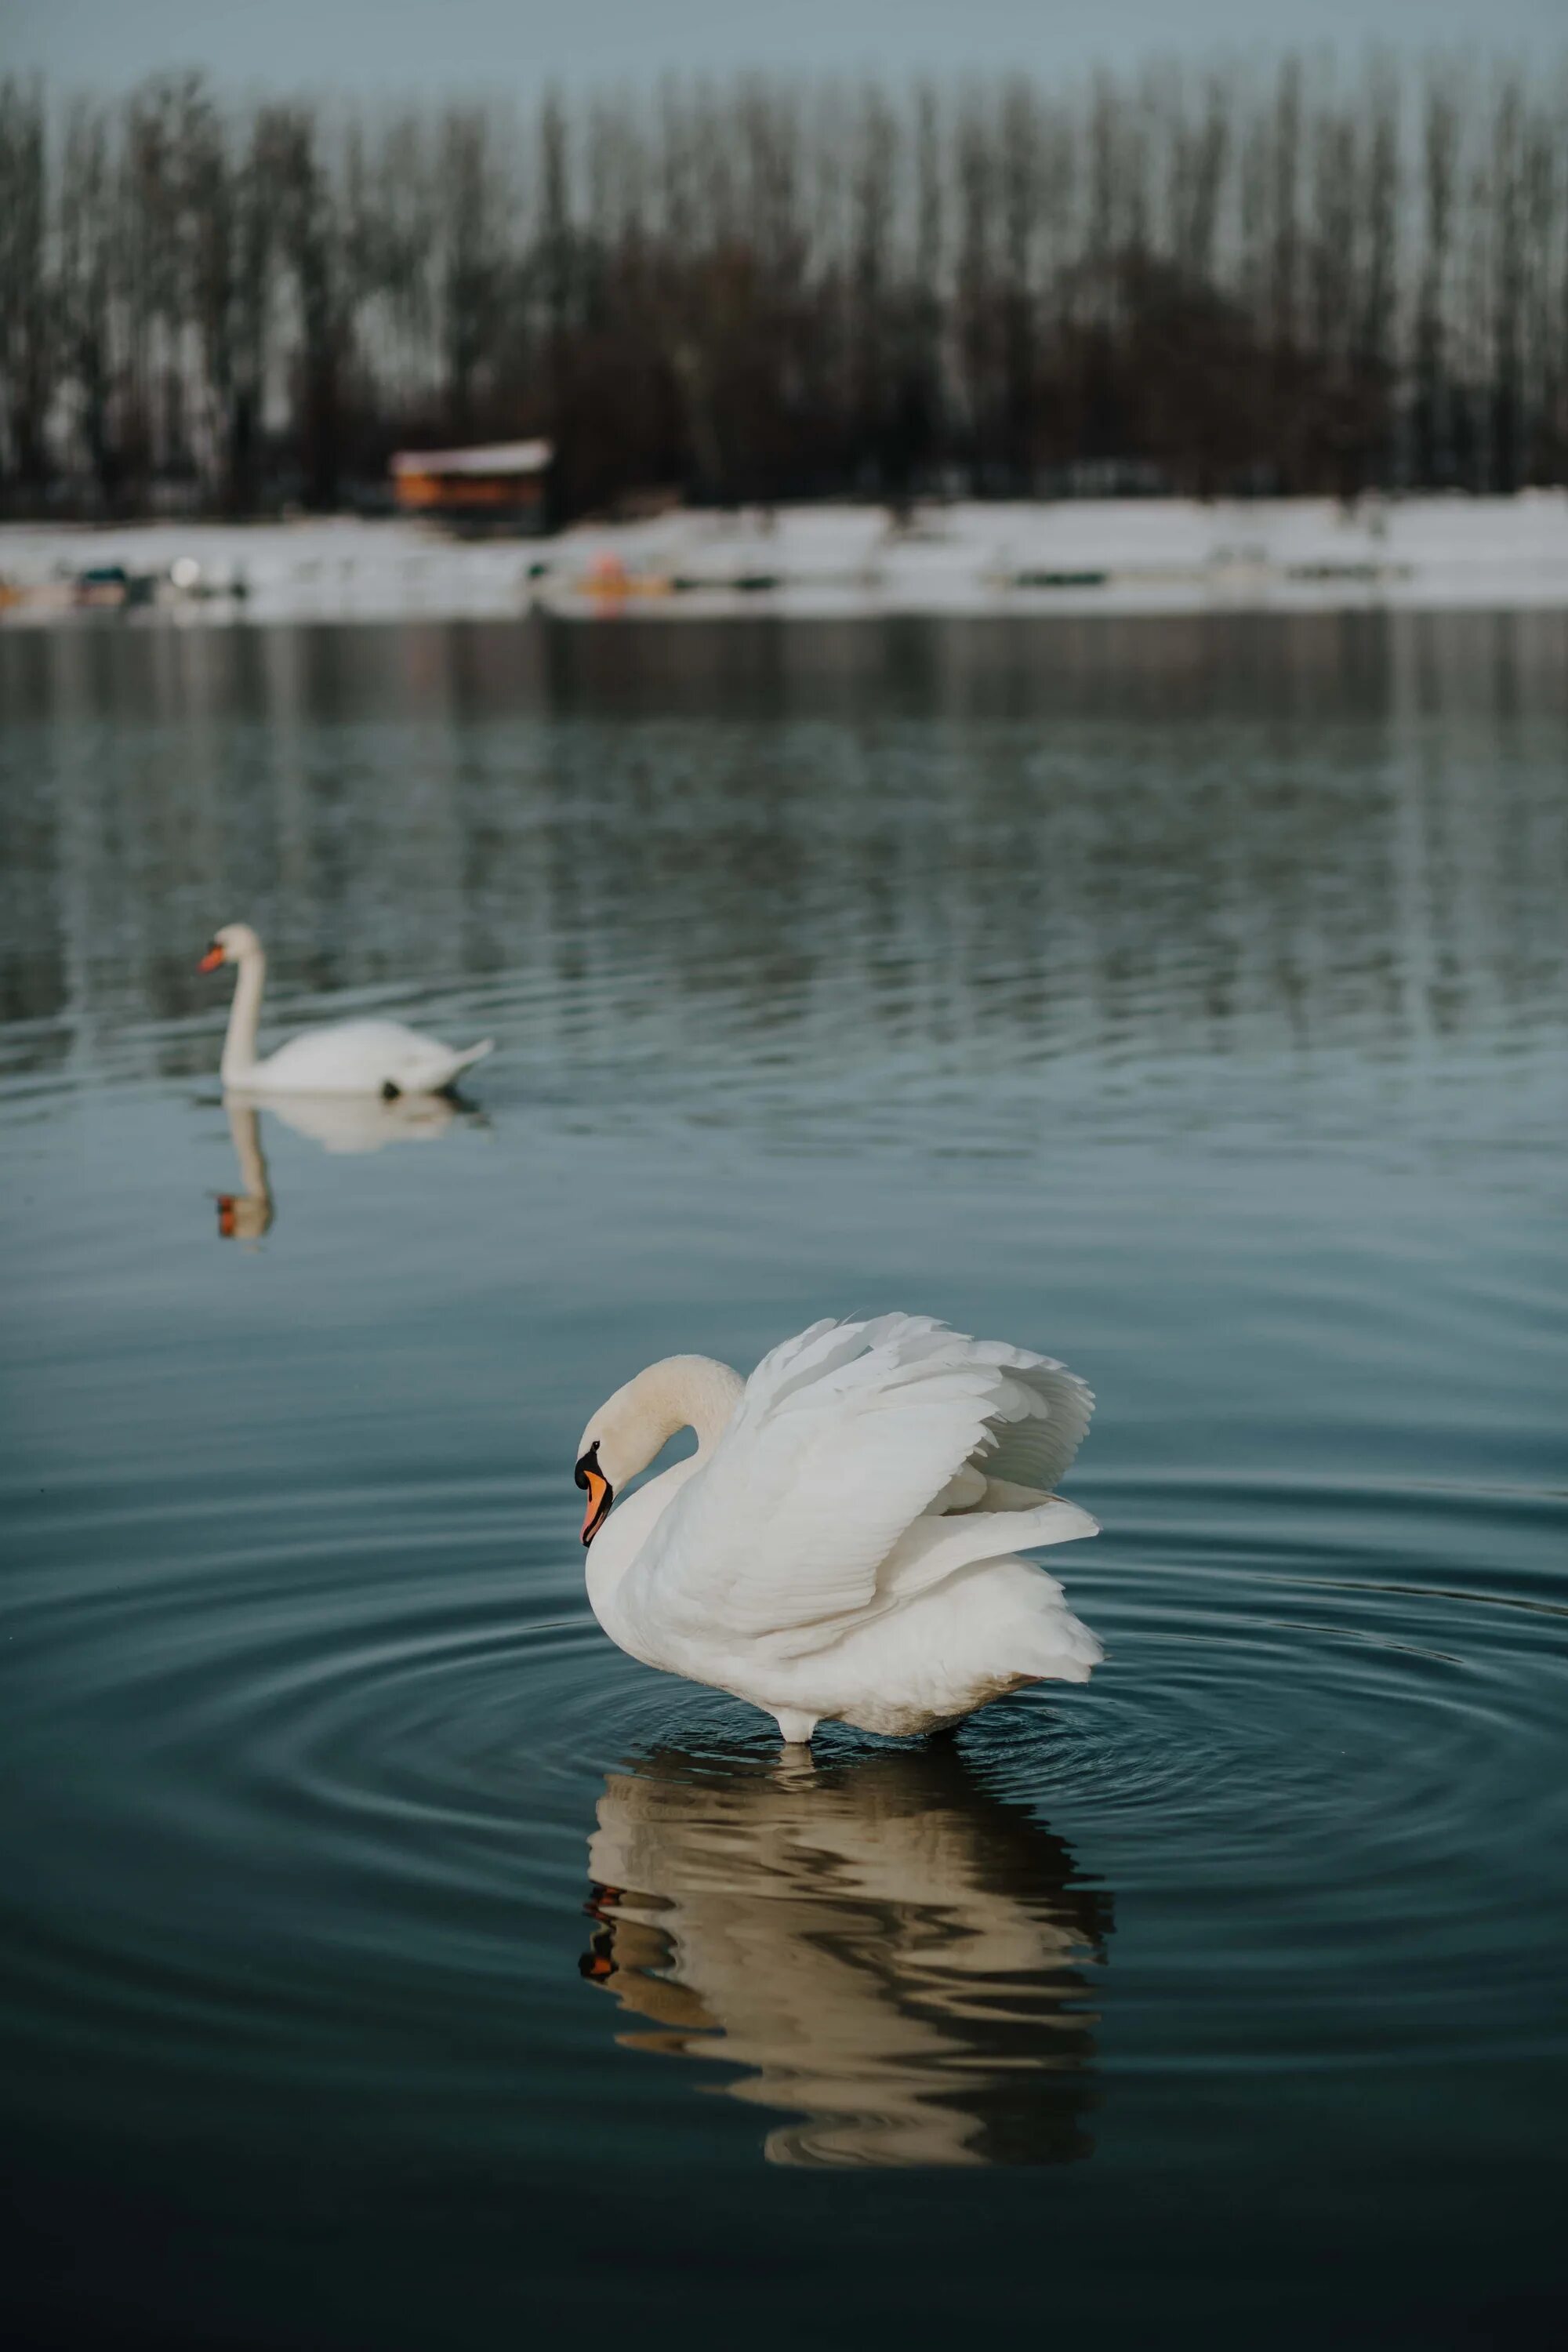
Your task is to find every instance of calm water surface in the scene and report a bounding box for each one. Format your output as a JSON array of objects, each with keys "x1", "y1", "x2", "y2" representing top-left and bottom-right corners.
[{"x1": 2, "y1": 614, "x2": 1565, "y2": 2347}]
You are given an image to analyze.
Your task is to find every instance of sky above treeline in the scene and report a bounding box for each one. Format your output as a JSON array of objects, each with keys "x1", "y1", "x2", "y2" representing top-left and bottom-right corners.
[{"x1": 4, "y1": 0, "x2": 1561, "y2": 95}]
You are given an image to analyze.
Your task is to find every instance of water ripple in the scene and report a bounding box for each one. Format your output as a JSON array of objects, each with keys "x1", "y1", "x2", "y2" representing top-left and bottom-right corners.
[{"x1": 3, "y1": 1468, "x2": 1563, "y2": 2141}]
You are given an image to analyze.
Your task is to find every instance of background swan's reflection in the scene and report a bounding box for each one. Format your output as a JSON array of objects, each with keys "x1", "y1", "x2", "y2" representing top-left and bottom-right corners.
[
  {"x1": 579, "y1": 1741, "x2": 1112, "y2": 2168},
  {"x1": 216, "y1": 1101, "x2": 275, "y2": 1241},
  {"x1": 214, "y1": 1093, "x2": 470, "y2": 1240}
]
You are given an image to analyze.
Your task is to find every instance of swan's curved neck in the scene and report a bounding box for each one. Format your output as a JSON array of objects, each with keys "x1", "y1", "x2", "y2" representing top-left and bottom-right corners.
[
  {"x1": 220, "y1": 947, "x2": 267, "y2": 1087},
  {"x1": 610, "y1": 1354, "x2": 746, "y2": 1479},
  {"x1": 583, "y1": 1357, "x2": 745, "y2": 1610},
  {"x1": 641, "y1": 1355, "x2": 746, "y2": 1461}
]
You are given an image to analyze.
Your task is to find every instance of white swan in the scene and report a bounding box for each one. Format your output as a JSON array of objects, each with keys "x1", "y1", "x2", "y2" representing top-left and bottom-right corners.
[
  {"x1": 200, "y1": 923, "x2": 493, "y2": 1098},
  {"x1": 574, "y1": 1314, "x2": 1102, "y2": 1744}
]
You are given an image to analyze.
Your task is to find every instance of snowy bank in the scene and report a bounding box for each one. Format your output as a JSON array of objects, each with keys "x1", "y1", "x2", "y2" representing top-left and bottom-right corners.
[{"x1": 2, "y1": 495, "x2": 1567, "y2": 627}]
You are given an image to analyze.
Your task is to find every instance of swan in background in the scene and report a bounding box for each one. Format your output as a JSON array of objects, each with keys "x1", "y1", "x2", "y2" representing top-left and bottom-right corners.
[
  {"x1": 574, "y1": 1313, "x2": 1102, "y2": 1744},
  {"x1": 581, "y1": 1743, "x2": 1111, "y2": 2166},
  {"x1": 200, "y1": 923, "x2": 493, "y2": 1098}
]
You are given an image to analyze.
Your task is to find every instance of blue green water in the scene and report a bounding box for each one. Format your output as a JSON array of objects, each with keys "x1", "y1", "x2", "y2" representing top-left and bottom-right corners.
[{"x1": 1, "y1": 612, "x2": 1565, "y2": 2346}]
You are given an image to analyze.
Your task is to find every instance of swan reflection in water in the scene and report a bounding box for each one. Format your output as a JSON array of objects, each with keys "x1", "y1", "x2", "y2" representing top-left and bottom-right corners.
[
  {"x1": 579, "y1": 1740, "x2": 1112, "y2": 2167},
  {"x1": 214, "y1": 1093, "x2": 467, "y2": 1241}
]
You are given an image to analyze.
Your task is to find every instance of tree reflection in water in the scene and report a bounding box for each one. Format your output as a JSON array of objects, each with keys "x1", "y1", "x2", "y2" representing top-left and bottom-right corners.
[{"x1": 579, "y1": 1740, "x2": 1112, "y2": 2168}]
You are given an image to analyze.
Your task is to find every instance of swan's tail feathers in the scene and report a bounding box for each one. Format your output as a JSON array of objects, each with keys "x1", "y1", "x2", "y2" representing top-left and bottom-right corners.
[
  {"x1": 1015, "y1": 1600, "x2": 1105, "y2": 1682},
  {"x1": 448, "y1": 1038, "x2": 495, "y2": 1078}
]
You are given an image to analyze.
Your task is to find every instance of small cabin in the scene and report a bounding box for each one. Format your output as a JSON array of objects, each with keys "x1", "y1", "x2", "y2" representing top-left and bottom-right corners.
[{"x1": 390, "y1": 440, "x2": 553, "y2": 531}]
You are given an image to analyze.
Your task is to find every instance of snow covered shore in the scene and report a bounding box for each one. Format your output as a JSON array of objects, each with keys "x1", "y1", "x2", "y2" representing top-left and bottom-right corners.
[{"x1": 2, "y1": 493, "x2": 1567, "y2": 627}]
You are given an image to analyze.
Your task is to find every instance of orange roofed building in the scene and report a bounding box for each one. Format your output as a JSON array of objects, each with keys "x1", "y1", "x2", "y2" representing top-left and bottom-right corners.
[{"x1": 390, "y1": 440, "x2": 553, "y2": 530}]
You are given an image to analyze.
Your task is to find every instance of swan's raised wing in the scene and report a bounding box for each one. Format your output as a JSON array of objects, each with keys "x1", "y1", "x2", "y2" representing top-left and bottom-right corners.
[
  {"x1": 960, "y1": 1347, "x2": 1094, "y2": 1497},
  {"x1": 619, "y1": 1316, "x2": 1094, "y2": 1655}
]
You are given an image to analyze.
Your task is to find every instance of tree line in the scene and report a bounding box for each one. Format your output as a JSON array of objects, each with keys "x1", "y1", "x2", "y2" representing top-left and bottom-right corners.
[{"x1": 2, "y1": 56, "x2": 1566, "y2": 521}]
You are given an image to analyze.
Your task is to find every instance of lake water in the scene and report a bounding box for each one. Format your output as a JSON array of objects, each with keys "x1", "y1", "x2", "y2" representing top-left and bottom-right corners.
[{"x1": 2, "y1": 612, "x2": 1565, "y2": 2347}]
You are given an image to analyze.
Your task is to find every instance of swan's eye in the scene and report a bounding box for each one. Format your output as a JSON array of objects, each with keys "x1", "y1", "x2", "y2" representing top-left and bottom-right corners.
[{"x1": 574, "y1": 1441, "x2": 599, "y2": 1493}]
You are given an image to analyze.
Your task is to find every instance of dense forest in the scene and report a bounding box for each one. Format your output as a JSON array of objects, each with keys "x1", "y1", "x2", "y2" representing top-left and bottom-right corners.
[{"x1": 2, "y1": 57, "x2": 1566, "y2": 521}]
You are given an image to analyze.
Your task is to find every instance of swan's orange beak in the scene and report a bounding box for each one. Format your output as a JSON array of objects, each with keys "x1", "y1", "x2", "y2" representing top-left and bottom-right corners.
[
  {"x1": 579, "y1": 1468, "x2": 612, "y2": 1546},
  {"x1": 198, "y1": 945, "x2": 224, "y2": 973},
  {"x1": 575, "y1": 1442, "x2": 613, "y2": 1546},
  {"x1": 216, "y1": 1194, "x2": 237, "y2": 1237}
]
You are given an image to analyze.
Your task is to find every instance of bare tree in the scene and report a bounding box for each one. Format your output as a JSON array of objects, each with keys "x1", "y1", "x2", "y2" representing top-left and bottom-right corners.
[
  {"x1": 0, "y1": 80, "x2": 51, "y2": 500},
  {"x1": 2, "y1": 55, "x2": 1565, "y2": 517},
  {"x1": 1414, "y1": 71, "x2": 1459, "y2": 487}
]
